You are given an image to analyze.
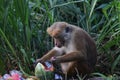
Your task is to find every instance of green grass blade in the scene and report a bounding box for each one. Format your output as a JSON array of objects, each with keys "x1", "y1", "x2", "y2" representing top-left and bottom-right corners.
[
  {"x1": 111, "y1": 54, "x2": 120, "y2": 73},
  {"x1": 0, "y1": 28, "x2": 17, "y2": 59},
  {"x1": 88, "y1": 0, "x2": 97, "y2": 20}
]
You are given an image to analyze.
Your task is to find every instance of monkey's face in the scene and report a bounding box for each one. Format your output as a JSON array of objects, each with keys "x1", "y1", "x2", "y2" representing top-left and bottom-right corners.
[
  {"x1": 54, "y1": 38, "x2": 64, "y2": 48},
  {"x1": 47, "y1": 22, "x2": 71, "y2": 48}
]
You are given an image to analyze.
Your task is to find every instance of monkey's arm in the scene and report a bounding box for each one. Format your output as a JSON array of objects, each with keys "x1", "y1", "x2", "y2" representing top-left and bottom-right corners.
[
  {"x1": 36, "y1": 47, "x2": 64, "y2": 63},
  {"x1": 53, "y1": 51, "x2": 87, "y2": 63}
]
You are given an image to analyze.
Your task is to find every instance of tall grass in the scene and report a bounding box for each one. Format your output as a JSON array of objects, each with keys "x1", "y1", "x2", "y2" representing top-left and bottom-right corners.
[{"x1": 0, "y1": 0, "x2": 120, "y2": 79}]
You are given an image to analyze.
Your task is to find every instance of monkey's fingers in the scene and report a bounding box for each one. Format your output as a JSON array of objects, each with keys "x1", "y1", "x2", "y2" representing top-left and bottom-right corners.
[
  {"x1": 33, "y1": 61, "x2": 38, "y2": 67},
  {"x1": 50, "y1": 57, "x2": 56, "y2": 62},
  {"x1": 50, "y1": 57, "x2": 56, "y2": 61},
  {"x1": 34, "y1": 59, "x2": 44, "y2": 67},
  {"x1": 36, "y1": 59, "x2": 41, "y2": 63}
]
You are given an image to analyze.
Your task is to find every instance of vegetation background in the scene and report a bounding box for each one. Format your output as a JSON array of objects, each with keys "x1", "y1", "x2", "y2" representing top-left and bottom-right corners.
[{"x1": 0, "y1": 0, "x2": 120, "y2": 79}]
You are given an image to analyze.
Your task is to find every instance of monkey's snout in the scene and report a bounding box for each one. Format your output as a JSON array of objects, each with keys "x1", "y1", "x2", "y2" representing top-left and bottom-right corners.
[
  {"x1": 54, "y1": 38, "x2": 64, "y2": 48},
  {"x1": 55, "y1": 42, "x2": 63, "y2": 48}
]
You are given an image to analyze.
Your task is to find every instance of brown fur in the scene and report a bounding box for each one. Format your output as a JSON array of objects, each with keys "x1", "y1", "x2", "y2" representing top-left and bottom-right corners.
[{"x1": 36, "y1": 22, "x2": 97, "y2": 77}]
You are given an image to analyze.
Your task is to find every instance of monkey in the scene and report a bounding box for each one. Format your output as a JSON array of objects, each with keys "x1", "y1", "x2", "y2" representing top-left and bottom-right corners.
[{"x1": 36, "y1": 22, "x2": 97, "y2": 78}]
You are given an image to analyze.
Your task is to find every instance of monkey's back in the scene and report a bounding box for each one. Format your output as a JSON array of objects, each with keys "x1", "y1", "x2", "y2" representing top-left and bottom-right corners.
[{"x1": 71, "y1": 26, "x2": 97, "y2": 73}]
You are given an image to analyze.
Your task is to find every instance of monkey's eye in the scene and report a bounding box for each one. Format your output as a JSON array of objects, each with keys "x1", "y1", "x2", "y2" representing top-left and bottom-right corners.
[{"x1": 65, "y1": 27, "x2": 69, "y2": 33}]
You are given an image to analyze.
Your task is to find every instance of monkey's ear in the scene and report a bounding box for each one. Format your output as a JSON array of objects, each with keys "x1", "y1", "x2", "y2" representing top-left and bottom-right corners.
[
  {"x1": 65, "y1": 26, "x2": 72, "y2": 33},
  {"x1": 65, "y1": 27, "x2": 69, "y2": 33},
  {"x1": 47, "y1": 27, "x2": 52, "y2": 35}
]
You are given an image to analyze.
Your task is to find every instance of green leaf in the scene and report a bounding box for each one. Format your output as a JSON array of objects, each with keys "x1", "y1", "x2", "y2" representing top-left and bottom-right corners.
[{"x1": 111, "y1": 54, "x2": 120, "y2": 73}]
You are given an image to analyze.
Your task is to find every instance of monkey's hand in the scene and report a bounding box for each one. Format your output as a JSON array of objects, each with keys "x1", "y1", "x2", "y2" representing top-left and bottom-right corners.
[
  {"x1": 34, "y1": 59, "x2": 44, "y2": 67},
  {"x1": 36, "y1": 58, "x2": 42, "y2": 63},
  {"x1": 36, "y1": 58, "x2": 47, "y2": 64},
  {"x1": 50, "y1": 57, "x2": 61, "y2": 64},
  {"x1": 34, "y1": 58, "x2": 51, "y2": 67},
  {"x1": 33, "y1": 59, "x2": 42, "y2": 67}
]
